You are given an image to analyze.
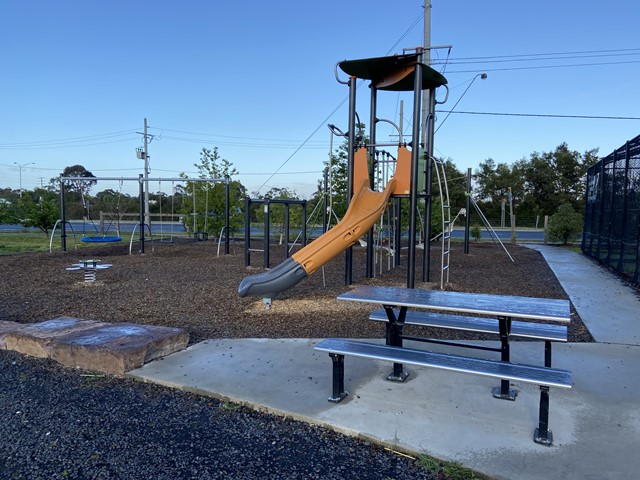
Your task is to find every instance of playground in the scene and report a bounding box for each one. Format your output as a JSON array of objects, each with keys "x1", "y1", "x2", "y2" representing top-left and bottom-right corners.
[{"x1": 0, "y1": 239, "x2": 592, "y2": 344}]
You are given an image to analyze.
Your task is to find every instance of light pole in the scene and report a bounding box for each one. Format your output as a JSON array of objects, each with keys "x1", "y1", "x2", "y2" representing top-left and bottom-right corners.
[
  {"x1": 14, "y1": 162, "x2": 35, "y2": 197},
  {"x1": 435, "y1": 72, "x2": 487, "y2": 134}
]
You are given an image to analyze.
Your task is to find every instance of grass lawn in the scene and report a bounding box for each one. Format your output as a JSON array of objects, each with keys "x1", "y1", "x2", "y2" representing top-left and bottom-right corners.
[{"x1": 0, "y1": 231, "x2": 52, "y2": 254}]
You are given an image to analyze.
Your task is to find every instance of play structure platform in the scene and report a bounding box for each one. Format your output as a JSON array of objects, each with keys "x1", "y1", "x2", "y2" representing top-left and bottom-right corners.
[{"x1": 0, "y1": 317, "x2": 189, "y2": 376}]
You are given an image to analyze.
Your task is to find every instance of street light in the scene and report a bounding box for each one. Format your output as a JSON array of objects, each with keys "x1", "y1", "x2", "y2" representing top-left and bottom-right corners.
[
  {"x1": 435, "y1": 72, "x2": 487, "y2": 133},
  {"x1": 14, "y1": 162, "x2": 35, "y2": 197}
]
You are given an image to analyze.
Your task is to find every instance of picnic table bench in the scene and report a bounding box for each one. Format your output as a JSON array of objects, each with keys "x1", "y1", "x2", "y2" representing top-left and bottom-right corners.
[{"x1": 315, "y1": 285, "x2": 572, "y2": 445}]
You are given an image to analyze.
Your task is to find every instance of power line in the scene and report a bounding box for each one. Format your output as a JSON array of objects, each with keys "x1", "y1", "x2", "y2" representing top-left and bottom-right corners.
[
  {"x1": 435, "y1": 51, "x2": 640, "y2": 66},
  {"x1": 0, "y1": 129, "x2": 138, "y2": 148},
  {"x1": 432, "y1": 47, "x2": 640, "y2": 62},
  {"x1": 158, "y1": 134, "x2": 327, "y2": 150},
  {"x1": 0, "y1": 136, "x2": 139, "y2": 150},
  {"x1": 445, "y1": 59, "x2": 640, "y2": 74},
  {"x1": 149, "y1": 126, "x2": 326, "y2": 145},
  {"x1": 436, "y1": 110, "x2": 640, "y2": 120}
]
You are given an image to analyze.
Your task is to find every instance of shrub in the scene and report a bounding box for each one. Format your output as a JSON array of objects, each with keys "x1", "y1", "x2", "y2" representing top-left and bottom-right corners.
[
  {"x1": 548, "y1": 203, "x2": 582, "y2": 245},
  {"x1": 470, "y1": 223, "x2": 482, "y2": 242}
]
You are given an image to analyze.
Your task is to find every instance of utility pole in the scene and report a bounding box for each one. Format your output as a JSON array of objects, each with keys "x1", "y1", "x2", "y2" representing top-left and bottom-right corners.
[
  {"x1": 143, "y1": 118, "x2": 150, "y2": 227},
  {"x1": 421, "y1": 0, "x2": 432, "y2": 141},
  {"x1": 137, "y1": 118, "x2": 151, "y2": 227},
  {"x1": 421, "y1": 0, "x2": 434, "y2": 282}
]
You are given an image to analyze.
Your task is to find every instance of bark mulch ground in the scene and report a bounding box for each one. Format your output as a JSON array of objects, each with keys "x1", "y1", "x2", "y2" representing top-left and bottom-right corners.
[{"x1": 0, "y1": 239, "x2": 592, "y2": 344}]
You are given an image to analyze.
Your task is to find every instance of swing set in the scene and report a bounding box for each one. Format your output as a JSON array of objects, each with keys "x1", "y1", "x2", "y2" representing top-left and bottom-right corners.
[
  {"x1": 51, "y1": 175, "x2": 232, "y2": 255},
  {"x1": 78, "y1": 180, "x2": 124, "y2": 243}
]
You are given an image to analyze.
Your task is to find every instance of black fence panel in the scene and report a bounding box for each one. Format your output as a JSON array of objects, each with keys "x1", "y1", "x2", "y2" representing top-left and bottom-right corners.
[{"x1": 583, "y1": 134, "x2": 640, "y2": 286}]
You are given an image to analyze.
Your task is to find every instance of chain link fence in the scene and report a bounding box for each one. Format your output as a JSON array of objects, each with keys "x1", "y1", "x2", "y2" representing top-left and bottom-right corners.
[{"x1": 582, "y1": 134, "x2": 640, "y2": 286}]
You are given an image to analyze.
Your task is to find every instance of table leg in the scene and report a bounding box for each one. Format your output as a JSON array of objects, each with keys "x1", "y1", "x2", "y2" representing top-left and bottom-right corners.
[
  {"x1": 384, "y1": 305, "x2": 409, "y2": 382},
  {"x1": 534, "y1": 386, "x2": 554, "y2": 445},
  {"x1": 492, "y1": 315, "x2": 517, "y2": 401},
  {"x1": 328, "y1": 353, "x2": 348, "y2": 403}
]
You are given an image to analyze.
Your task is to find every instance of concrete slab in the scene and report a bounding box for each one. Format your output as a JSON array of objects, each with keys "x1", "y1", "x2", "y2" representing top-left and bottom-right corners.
[
  {"x1": 49, "y1": 323, "x2": 190, "y2": 376},
  {"x1": 526, "y1": 245, "x2": 640, "y2": 346},
  {"x1": 0, "y1": 320, "x2": 23, "y2": 349},
  {"x1": 3, "y1": 317, "x2": 107, "y2": 358},
  {"x1": 129, "y1": 338, "x2": 640, "y2": 480},
  {"x1": 2, "y1": 318, "x2": 189, "y2": 375}
]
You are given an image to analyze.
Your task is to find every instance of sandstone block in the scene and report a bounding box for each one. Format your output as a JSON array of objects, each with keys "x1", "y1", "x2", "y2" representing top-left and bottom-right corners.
[
  {"x1": 49, "y1": 323, "x2": 189, "y2": 376},
  {"x1": 4, "y1": 317, "x2": 107, "y2": 358}
]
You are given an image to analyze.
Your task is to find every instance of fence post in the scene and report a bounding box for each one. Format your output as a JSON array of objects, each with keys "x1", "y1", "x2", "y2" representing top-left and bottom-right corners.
[{"x1": 543, "y1": 215, "x2": 549, "y2": 245}]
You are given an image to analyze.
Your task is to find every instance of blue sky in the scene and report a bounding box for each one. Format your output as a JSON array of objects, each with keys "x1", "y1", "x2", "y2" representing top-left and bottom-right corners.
[{"x1": 2, "y1": 1, "x2": 639, "y2": 199}]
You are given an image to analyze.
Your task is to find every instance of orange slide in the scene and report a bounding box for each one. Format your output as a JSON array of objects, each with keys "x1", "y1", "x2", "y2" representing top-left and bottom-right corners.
[{"x1": 238, "y1": 177, "x2": 397, "y2": 299}]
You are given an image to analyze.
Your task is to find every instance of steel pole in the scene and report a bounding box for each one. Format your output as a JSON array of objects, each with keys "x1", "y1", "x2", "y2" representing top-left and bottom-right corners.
[
  {"x1": 345, "y1": 76, "x2": 357, "y2": 286},
  {"x1": 464, "y1": 168, "x2": 471, "y2": 254},
  {"x1": 366, "y1": 85, "x2": 378, "y2": 278},
  {"x1": 407, "y1": 51, "x2": 424, "y2": 289}
]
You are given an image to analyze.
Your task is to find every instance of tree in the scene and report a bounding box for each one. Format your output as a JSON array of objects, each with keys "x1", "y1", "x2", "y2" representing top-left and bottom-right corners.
[
  {"x1": 320, "y1": 123, "x2": 367, "y2": 220},
  {"x1": 0, "y1": 189, "x2": 20, "y2": 224},
  {"x1": 547, "y1": 203, "x2": 583, "y2": 245},
  {"x1": 180, "y1": 147, "x2": 246, "y2": 237},
  {"x1": 57, "y1": 165, "x2": 97, "y2": 195},
  {"x1": 260, "y1": 187, "x2": 303, "y2": 237},
  {"x1": 523, "y1": 144, "x2": 598, "y2": 215},
  {"x1": 16, "y1": 188, "x2": 59, "y2": 235},
  {"x1": 473, "y1": 158, "x2": 526, "y2": 223}
]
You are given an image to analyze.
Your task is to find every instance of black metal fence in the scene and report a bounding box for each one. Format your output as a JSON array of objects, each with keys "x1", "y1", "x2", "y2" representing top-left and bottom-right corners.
[{"x1": 582, "y1": 134, "x2": 640, "y2": 286}]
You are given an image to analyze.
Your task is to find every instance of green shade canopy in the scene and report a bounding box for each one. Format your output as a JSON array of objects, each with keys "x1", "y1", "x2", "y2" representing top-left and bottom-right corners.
[{"x1": 339, "y1": 53, "x2": 447, "y2": 91}]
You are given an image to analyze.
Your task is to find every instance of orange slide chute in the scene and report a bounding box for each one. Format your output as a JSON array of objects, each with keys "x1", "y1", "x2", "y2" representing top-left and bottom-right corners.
[
  {"x1": 238, "y1": 177, "x2": 396, "y2": 299},
  {"x1": 292, "y1": 177, "x2": 397, "y2": 275}
]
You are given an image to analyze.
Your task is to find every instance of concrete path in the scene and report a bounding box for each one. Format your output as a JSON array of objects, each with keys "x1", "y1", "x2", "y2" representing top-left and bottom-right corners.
[
  {"x1": 526, "y1": 244, "x2": 640, "y2": 346},
  {"x1": 126, "y1": 245, "x2": 640, "y2": 480}
]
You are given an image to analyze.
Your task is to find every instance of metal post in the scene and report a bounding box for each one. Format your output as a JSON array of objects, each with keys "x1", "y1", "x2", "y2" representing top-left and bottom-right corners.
[
  {"x1": 366, "y1": 85, "x2": 378, "y2": 278},
  {"x1": 464, "y1": 168, "x2": 471, "y2": 254},
  {"x1": 244, "y1": 197, "x2": 251, "y2": 267},
  {"x1": 225, "y1": 176, "x2": 230, "y2": 255},
  {"x1": 394, "y1": 198, "x2": 402, "y2": 266},
  {"x1": 345, "y1": 76, "x2": 357, "y2": 285},
  {"x1": 328, "y1": 354, "x2": 348, "y2": 403},
  {"x1": 407, "y1": 51, "x2": 423, "y2": 289},
  {"x1": 421, "y1": 0, "x2": 432, "y2": 145},
  {"x1": 617, "y1": 142, "x2": 631, "y2": 272},
  {"x1": 322, "y1": 167, "x2": 329, "y2": 233},
  {"x1": 264, "y1": 199, "x2": 270, "y2": 269},
  {"x1": 302, "y1": 200, "x2": 308, "y2": 247},
  {"x1": 60, "y1": 178, "x2": 67, "y2": 252},
  {"x1": 192, "y1": 184, "x2": 197, "y2": 235},
  {"x1": 492, "y1": 316, "x2": 517, "y2": 401},
  {"x1": 143, "y1": 118, "x2": 150, "y2": 228},
  {"x1": 284, "y1": 203, "x2": 290, "y2": 259},
  {"x1": 138, "y1": 175, "x2": 145, "y2": 254},
  {"x1": 422, "y1": 90, "x2": 436, "y2": 283},
  {"x1": 534, "y1": 387, "x2": 553, "y2": 445}
]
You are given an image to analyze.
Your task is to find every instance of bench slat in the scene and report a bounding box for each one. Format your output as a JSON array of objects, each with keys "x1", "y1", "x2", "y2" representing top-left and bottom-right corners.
[
  {"x1": 338, "y1": 286, "x2": 570, "y2": 322},
  {"x1": 315, "y1": 338, "x2": 572, "y2": 389},
  {"x1": 369, "y1": 308, "x2": 567, "y2": 342}
]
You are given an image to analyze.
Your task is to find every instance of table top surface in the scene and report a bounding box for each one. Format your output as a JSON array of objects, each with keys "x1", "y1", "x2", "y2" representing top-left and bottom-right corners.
[{"x1": 337, "y1": 285, "x2": 570, "y2": 323}]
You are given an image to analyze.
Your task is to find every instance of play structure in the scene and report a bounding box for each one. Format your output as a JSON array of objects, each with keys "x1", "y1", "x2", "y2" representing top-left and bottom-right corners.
[
  {"x1": 243, "y1": 197, "x2": 308, "y2": 269},
  {"x1": 50, "y1": 175, "x2": 231, "y2": 255},
  {"x1": 239, "y1": 50, "x2": 449, "y2": 303}
]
